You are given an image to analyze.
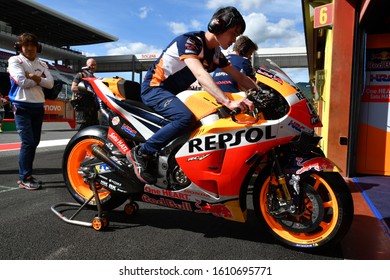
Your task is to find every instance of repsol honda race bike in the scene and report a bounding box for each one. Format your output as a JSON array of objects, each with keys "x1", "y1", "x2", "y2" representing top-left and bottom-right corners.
[{"x1": 55, "y1": 59, "x2": 354, "y2": 250}]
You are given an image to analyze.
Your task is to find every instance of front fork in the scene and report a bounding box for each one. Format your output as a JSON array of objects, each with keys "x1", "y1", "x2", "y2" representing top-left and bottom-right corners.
[{"x1": 267, "y1": 149, "x2": 298, "y2": 215}]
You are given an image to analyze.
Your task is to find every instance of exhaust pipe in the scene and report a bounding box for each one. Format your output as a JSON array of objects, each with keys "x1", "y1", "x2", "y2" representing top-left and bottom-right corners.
[{"x1": 91, "y1": 144, "x2": 135, "y2": 180}]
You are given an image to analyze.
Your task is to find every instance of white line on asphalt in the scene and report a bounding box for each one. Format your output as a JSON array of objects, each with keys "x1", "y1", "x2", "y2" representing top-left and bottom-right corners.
[
  {"x1": 0, "y1": 185, "x2": 19, "y2": 193},
  {"x1": 0, "y1": 139, "x2": 70, "y2": 152},
  {"x1": 38, "y1": 139, "x2": 70, "y2": 148}
]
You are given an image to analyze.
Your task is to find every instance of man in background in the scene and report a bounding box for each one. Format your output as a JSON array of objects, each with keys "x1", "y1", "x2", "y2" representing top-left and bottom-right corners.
[
  {"x1": 71, "y1": 58, "x2": 98, "y2": 130},
  {"x1": 213, "y1": 35, "x2": 258, "y2": 92}
]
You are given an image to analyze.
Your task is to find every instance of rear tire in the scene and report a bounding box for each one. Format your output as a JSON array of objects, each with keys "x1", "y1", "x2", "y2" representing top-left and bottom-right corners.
[
  {"x1": 62, "y1": 133, "x2": 128, "y2": 210},
  {"x1": 253, "y1": 170, "x2": 354, "y2": 250}
]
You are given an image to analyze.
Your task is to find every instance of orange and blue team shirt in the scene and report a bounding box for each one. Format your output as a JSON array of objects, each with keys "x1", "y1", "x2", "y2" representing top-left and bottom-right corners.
[
  {"x1": 141, "y1": 31, "x2": 231, "y2": 95},
  {"x1": 213, "y1": 53, "x2": 255, "y2": 92}
]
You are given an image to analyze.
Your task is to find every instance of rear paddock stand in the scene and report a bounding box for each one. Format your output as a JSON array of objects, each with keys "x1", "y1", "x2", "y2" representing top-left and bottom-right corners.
[
  {"x1": 51, "y1": 177, "x2": 140, "y2": 231},
  {"x1": 51, "y1": 178, "x2": 109, "y2": 231}
]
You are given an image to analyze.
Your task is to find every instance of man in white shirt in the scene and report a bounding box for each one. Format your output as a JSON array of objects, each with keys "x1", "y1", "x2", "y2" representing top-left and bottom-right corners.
[{"x1": 8, "y1": 32, "x2": 54, "y2": 190}]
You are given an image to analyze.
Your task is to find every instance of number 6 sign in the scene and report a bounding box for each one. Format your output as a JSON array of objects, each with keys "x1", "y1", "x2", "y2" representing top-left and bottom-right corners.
[{"x1": 314, "y1": 3, "x2": 334, "y2": 29}]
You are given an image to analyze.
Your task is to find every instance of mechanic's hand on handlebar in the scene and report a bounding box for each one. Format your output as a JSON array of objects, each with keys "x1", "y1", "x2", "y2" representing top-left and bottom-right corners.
[{"x1": 226, "y1": 98, "x2": 254, "y2": 115}]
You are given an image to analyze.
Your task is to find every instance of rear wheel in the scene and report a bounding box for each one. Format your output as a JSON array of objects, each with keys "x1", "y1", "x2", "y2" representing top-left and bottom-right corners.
[
  {"x1": 253, "y1": 170, "x2": 354, "y2": 250},
  {"x1": 63, "y1": 134, "x2": 128, "y2": 210}
]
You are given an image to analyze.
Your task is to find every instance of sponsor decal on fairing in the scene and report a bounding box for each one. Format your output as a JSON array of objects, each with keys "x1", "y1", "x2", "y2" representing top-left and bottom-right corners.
[
  {"x1": 187, "y1": 126, "x2": 276, "y2": 153},
  {"x1": 121, "y1": 123, "x2": 137, "y2": 137},
  {"x1": 108, "y1": 128, "x2": 130, "y2": 154}
]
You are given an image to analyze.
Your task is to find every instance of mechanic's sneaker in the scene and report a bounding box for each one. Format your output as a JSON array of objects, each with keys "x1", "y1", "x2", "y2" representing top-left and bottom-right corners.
[
  {"x1": 18, "y1": 176, "x2": 42, "y2": 190},
  {"x1": 127, "y1": 146, "x2": 157, "y2": 184}
]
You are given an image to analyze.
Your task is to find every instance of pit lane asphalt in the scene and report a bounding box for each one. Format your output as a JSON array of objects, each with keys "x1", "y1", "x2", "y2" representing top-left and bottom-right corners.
[{"x1": 0, "y1": 129, "x2": 344, "y2": 260}]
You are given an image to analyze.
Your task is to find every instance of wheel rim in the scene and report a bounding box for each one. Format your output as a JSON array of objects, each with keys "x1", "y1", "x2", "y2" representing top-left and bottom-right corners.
[
  {"x1": 260, "y1": 173, "x2": 339, "y2": 245},
  {"x1": 67, "y1": 138, "x2": 111, "y2": 203},
  {"x1": 92, "y1": 217, "x2": 103, "y2": 231}
]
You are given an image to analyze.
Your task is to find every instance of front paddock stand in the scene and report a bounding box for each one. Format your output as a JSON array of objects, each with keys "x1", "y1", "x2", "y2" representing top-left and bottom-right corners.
[{"x1": 51, "y1": 177, "x2": 109, "y2": 231}]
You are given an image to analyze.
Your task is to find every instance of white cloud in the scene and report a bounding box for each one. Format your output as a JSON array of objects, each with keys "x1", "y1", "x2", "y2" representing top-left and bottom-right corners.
[
  {"x1": 81, "y1": 51, "x2": 98, "y2": 57},
  {"x1": 105, "y1": 42, "x2": 162, "y2": 55},
  {"x1": 244, "y1": 13, "x2": 305, "y2": 48},
  {"x1": 191, "y1": 20, "x2": 201, "y2": 30},
  {"x1": 206, "y1": 0, "x2": 237, "y2": 10},
  {"x1": 206, "y1": 0, "x2": 266, "y2": 11},
  {"x1": 166, "y1": 20, "x2": 201, "y2": 36},
  {"x1": 240, "y1": 0, "x2": 266, "y2": 11},
  {"x1": 139, "y1": 7, "x2": 150, "y2": 19},
  {"x1": 168, "y1": 22, "x2": 188, "y2": 35}
]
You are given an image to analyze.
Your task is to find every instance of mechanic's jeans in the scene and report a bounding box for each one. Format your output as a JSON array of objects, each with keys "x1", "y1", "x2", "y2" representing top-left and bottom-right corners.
[
  {"x1": 140, "y1": 87, "x2": 196, "y2": 154},
  {"x1": 14, "y1": 105, "x2": 44, "y2": 181}
]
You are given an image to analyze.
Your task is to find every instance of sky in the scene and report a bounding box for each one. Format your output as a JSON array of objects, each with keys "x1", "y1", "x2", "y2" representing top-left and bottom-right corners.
[{"x1": 33, "y1": 0, "x2": 309, "y2": 83}]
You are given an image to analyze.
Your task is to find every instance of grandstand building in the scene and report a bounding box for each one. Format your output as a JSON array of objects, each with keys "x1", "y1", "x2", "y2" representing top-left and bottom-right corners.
[{"x1": 0, "y1": 0, "x2": 118, "y2": 128}]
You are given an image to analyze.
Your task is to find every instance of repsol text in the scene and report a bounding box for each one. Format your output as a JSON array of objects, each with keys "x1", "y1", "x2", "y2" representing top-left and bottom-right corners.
[{"x1": 189, "y1": 126, "x2": 276, "y2": 153}]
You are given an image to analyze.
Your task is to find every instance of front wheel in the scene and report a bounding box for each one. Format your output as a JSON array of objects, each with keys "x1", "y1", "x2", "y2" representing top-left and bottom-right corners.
[{"x1": 253, "y1": 170, "x2": 354, "y2": 250}]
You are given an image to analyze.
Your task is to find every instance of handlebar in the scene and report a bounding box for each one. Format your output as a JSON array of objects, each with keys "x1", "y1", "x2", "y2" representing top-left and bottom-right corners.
[
  {"x1": 229, "y1": 89, "x2": 259, "y2": 117},
  {"x1": 230, "y1": 107, "x2": 242, "y2": 116},
  {"x1": 227, "y1": 87, "x2": 289, "y2": 123}
]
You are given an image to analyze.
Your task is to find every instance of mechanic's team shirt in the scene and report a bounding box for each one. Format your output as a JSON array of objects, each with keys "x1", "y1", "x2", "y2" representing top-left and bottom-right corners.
[
  {"x1": 213, "y1": 53, "x2": 255, "y2": 93},
  {"x1": 142, "y1": 31, "x2": 232, "y2": 95}
]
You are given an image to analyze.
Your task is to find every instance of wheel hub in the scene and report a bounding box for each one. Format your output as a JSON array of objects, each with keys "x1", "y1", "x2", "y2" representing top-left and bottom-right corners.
[{"x1": 272, "y1": 185, "x2": 324, "y2": 233}]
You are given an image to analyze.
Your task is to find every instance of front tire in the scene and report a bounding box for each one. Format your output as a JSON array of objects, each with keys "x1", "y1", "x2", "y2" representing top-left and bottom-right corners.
[
  {"x1": 253, "y1": 170, "x2": 354, "y2": 250},
  {"x1": 62, "y1": 131, "x2": 128, "y2": 210}
]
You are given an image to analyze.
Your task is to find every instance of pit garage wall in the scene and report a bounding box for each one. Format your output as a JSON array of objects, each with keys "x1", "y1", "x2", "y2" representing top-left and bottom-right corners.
[
  {"x1": 319, "y1": 0, "x2": 356, "y2": 176},
  {"x1": 356, "y1": 34, "x2": 390, "y2": 175},
  {"x1": 304, "y1": 0, "x2": 390, "y2": 176}
]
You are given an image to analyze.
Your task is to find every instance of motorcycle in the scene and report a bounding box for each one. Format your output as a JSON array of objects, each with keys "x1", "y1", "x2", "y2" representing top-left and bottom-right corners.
[{"x1": 58, "y1": 59, "x2": 354, "y2": 250}]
